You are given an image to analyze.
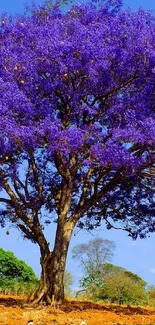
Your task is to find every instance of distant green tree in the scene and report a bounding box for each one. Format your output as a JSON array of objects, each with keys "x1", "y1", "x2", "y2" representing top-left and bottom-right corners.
[
  {"x1": 0, "y1": 248, "x2": 38, "y2": 295},
  {"x1": 147, "y1": 286, "x2": 155, "y2": 306},
  {"x1": 75, "y1": 250, "x2": 147, "y2": 305},
  {"x1": 72, "y1": 238, "x2": 115, "y2": 300},
  {"x1": 99, "y1": 270, "x2": 147, "y2": 305},
  {"x1": 79, "y1": 263, "x2": 126, "y2": 299}
]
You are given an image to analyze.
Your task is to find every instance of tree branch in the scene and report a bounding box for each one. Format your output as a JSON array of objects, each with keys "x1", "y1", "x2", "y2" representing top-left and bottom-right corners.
[
  {"x1": 18, "y1": 223, "x2": 37, "y2": 242},
  {"x1": 16, "y1": 177, "x2": 30, "y2": 199},
  {"x1": 54, "y1": 154, "x2": 72, "y2": 217},
  {"x1": 70, "y1": 169, "x2": 123, "y2": 225},
  {"x1": 0, "y1": 198, "x2": 12, "y2": 204},
  {"x1": 13, "y1": 179, "x2": 27, "y2": 203},
  {"x1": 29, "y1": 153, "x2": 43, "y2": 199},
  {"x1": 90, "y1": 73, "x2": 138, "y2": 106}
]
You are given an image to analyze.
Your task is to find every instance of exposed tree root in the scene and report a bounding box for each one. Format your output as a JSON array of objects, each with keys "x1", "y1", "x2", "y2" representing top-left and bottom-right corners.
[{"x1": 28, "y1": 288, "x2": 47, "y2": 306}]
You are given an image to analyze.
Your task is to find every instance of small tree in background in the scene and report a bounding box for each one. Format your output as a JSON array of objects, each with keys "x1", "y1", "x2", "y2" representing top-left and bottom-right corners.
[
  {"x1": 0, "y1": 0, "x2": 154, "y2": 304},
  {"x1": 100, "y1": 270, "x2": 147, "y2": 305},
  {"x1": 0, "y1": 248, "x2": 38, "y2": 296},
  {"x1": 147, "y1": 286, "x2": 155, "y2": 306},
  {"x1": 72, "y1": 238, "x2": 115, "y2": 299},
  {"x1": 73, "y1": 240, "x2": 147, "y2": 304}
]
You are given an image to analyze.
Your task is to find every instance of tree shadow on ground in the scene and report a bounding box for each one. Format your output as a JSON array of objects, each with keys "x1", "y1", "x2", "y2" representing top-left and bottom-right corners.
[
  {"x1": 60, "y1": 301, "x2": 155, "y2": 316},
  {"x1": 0, "y1": 296, "x2": 155, "y2": 317},
  {"x1": 0, "y1": 295, "x2": 25, "y2": 307}
]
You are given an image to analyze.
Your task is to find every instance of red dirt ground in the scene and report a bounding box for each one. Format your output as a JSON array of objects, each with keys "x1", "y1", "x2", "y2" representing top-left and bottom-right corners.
[{"x1": 0, "y1": 295, "x2": 155, "y2": 325}]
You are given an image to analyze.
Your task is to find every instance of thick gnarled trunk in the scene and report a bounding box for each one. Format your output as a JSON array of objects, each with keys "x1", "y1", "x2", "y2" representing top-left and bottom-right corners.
[{"x1": 29, "y1": 220, "x2": 74, "y2": 305}]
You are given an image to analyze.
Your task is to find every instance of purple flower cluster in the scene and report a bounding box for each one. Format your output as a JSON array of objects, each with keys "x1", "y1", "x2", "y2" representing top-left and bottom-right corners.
[{"x1": 0, "y1": 1, "x2": 154, "y2": 237}]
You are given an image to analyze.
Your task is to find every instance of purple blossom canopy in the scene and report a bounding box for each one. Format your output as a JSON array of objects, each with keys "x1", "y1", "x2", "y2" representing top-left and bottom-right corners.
[{"x1": 0, "y1": 1, "x2": 154, "y2": 238}]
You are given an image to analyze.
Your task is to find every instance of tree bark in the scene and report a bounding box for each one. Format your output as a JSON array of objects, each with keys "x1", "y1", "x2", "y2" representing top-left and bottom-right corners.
[{"x1": 29, "y1": 219, "x2": 74, "y2": 305}]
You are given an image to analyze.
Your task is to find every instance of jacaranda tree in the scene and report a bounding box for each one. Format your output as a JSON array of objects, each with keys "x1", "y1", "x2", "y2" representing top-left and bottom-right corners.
[{"x1": 0, "y1": 0, "x2": 154, "y2": 304}]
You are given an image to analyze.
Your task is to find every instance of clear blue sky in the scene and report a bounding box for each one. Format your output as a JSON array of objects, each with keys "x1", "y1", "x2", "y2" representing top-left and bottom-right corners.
[{"x1": 0, "y1": 0, "x2": 155, "y2": 291}]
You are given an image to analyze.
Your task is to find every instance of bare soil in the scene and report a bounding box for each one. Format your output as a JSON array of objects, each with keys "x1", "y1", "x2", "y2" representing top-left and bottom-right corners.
[{"x1": 0, "y1": 295, "x2": 155, "y2": 325}]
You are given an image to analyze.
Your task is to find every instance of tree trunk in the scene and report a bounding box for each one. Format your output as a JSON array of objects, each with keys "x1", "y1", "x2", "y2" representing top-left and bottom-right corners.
[{"x1": 29, "y1": 220, "x2": 74, "y2": 305}]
